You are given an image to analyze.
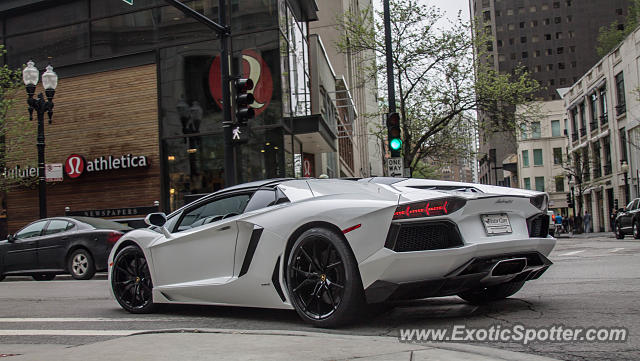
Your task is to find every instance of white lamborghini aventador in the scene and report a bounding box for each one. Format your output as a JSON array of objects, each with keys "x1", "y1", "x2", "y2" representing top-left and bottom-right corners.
[{"x1": 108, "y1": 177, "x2": 555, "y2": 327}]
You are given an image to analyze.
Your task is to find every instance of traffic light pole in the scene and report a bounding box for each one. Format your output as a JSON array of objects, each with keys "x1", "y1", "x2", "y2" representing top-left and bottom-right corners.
[
  {"x1": 383, "y1": 0, "x2": 396, "y2": 113},
  {"x1": 164, "y1": 0, "x2": 236, "y2": 186}
]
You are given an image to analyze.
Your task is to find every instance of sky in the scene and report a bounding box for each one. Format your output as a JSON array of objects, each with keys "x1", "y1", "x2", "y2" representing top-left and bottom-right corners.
[{"x1": 432, "y1": 0, "x2": 471, "y2": 22}]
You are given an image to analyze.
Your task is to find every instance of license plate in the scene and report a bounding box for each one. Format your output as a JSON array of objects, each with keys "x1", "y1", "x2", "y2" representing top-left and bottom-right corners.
[{"x1": 482, "y1": 213, "x2": 512, "y2": 235}]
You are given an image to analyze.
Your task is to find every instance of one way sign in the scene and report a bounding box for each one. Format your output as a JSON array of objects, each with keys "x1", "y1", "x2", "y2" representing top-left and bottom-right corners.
[{"x1": 387, "y1": 157, "x2": 404, "y2": 178}]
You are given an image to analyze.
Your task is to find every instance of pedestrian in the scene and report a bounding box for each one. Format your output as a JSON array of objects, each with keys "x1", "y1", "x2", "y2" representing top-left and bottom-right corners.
[
  {"x1": 555, "y1": 213, "x2": 563, "y2": 233},
  {"x1": 584, "y1": 211, "x2": 591, "y2": 233},
  {"x1": 568, "y1": 215, "x2": 574, "y2": 233},
  {"x1": 611, "y1": 208, "x2": 618, "y2": 232}
]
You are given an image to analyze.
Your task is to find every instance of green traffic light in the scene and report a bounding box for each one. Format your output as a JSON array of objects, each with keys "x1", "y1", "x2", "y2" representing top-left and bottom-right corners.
[{"x1": 390, "y1": 138, "x2": 402, "y2": 150}]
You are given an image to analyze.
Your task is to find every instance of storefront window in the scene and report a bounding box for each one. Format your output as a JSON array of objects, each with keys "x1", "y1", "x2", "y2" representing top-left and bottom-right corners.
[
  {"x1": 6, "y1": 1, "x2": 88, "y2": 36},
  {"x1": 236, "y1": 128, "x2": 286, "y2": 183},
  {"x1": 6, "y1": 24, "x2": 90, "y2": 68},
  {"x1": 91, "y1": 0, "x2": 163, "y2": 18},
  {"x1": 230, "y1": 0, "x2": 278, "y2": 35}
]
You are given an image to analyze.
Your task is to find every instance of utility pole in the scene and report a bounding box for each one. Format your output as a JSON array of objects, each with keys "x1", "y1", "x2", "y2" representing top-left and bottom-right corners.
[{"x1": 163, "y1": 0, "x2": 236, "y2": 186}]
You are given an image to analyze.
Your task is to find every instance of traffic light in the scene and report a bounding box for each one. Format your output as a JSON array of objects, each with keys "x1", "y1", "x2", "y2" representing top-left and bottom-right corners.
[
  {"x1": 566, "y1": 193, "x2": 573, "y2": 208},
  {"x1": 234, "y1": 78, "x2": 255, "y2": 126},
  {"x1": 386, "y1": 112, "x2": 402, "y2": 157},
  {"x1": 614, "y1": 199, "x2": 619, "y2": 210}
]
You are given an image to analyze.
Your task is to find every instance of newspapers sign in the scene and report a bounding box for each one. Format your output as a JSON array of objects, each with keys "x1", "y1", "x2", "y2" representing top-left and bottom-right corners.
[{"x1": 387, "y1": 158, "x2": 403, "y2": 178}]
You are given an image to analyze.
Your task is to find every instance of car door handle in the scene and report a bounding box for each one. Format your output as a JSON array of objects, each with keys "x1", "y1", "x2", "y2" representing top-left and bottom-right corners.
[{"x1": 218, "y1": 226, "x2": 231, "y2": 231}]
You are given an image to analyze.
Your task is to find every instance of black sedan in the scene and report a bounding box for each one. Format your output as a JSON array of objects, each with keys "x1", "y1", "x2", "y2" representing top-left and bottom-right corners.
[
  {"x1": 615, "y1": 198, "x2": 640, "y2": 239},
  {"x1": 0, "y1": 217, "x2": 131, "y2": 281}
]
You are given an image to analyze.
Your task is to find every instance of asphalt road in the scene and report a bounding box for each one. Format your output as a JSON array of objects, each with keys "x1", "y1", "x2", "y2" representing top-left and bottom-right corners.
[{"x1": 0, "y1": 234, "x2": 638, "y2": 360}]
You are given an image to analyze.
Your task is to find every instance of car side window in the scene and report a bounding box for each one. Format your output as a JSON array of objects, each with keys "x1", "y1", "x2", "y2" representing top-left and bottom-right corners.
[
  {"x1": 15, "y1": 221, "x2": 48, "y2": 239},
  {"x1": 243, "y1": 189, "x2": 276, "y2": 213},
  {"x1": 44, "y1": 220, "x2": 71, "y2": 235},
  {"x1": 633, "y1": 199, "x2": 640, "y2": 211},
  {"x1": 175, "y1": 193, "x2": 252, "y2": 231}
]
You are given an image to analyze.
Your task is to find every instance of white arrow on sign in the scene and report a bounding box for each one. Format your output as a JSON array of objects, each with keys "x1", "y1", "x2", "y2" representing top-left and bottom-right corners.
[{"x1": 121, "y1": 0, "x2": 134, "y2": 5}]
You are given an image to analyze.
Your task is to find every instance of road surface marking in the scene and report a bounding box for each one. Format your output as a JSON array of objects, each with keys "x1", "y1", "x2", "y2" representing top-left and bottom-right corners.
[
  {"x1": 0, "y1": 330, "x2": 148, "y2": 336},
  {"x1": 609, "y1": 248, "x2": 625, "y2": 253},
  {"x1": 0, "y1": 318, "x2": 182, "y2": 323},
  {"x1": 558, "y1": 250, "x2": 585, "y2": 256}
]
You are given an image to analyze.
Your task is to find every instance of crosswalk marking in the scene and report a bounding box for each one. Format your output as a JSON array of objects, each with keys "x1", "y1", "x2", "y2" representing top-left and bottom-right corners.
[
  {"x1": 609, "y1": 248, "x2": 625, "y2": 253},
  {"x1": 0, "y1": 330, "x2": 148, "y2": 336},
  {"x1": 0, "y1": 317, "x2": 179, "y2": 323}
]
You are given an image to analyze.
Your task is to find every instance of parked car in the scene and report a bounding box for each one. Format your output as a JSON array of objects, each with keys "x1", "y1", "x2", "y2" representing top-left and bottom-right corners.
[
  {"x1": 615, "y1": 198, "x2": 640, "y2": 239},
  {"x1": 0, "y1": 217, "x2": 131, "y2": 281},
  {"x1": 108, "y1": 177, "x2": 555, "y2": 327}
]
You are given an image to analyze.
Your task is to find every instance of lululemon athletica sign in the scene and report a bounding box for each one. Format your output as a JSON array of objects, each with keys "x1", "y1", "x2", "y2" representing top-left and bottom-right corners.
[{"x1": 64, "y1": 153, "x2": 149, "y2": 179}]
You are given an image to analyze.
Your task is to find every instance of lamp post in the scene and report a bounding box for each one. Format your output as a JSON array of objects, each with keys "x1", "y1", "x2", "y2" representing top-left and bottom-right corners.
[
  {"x1": 621, "y1": 160, "x2": 630, "y2": 204},
  {"x1": 22, "y1": 61, "x2": 58, "y2": 219}
]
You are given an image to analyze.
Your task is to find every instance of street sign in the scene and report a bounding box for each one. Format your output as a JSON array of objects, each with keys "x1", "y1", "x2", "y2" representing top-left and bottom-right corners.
[
  {"x1": 387, "y1": 157, "x2": 403, "y2": 178},
  {"x1": 121, "y1": 0, "x2": 134, "y2": 5},
  {"x1": 45, "y1": 163, "x2": 63, "y2": 182}
]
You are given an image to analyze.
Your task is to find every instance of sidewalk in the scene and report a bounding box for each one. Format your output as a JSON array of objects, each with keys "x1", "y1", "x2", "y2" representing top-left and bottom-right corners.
[
  {"x1": 554, "y1": 231, "x2": 614, "y2": 239},
  {"x1": 4, "y1": 328, "x2": 559, "y2": 361}
]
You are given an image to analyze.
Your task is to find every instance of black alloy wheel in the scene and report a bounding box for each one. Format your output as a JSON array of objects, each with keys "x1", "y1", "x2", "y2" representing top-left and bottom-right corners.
[
  {"x1": 286, "y1": 228, "x2": 363, "y2": 328},
  {"x1": 0, "y1": 274, "x2": 5, "y2": 282},
  {"x1": 32, "y1": 273, "x2": 56, "y2": 281},
  {"x1": 111, "y1": 246, "x2": 155, "y2": 314}
]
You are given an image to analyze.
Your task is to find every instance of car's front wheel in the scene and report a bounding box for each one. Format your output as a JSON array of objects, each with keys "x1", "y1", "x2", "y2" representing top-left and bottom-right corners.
[
  {"x1": 458, "y1": 281, "x2": 525, "y2": 305},
  {"x1": 68, "y1": 249, "x2": 96, "y2": 280},
  {"x1": 111, "y1": 246, "x2": 155, "y2": 314},
  {"x1": 616, "y1": 222, "x2": 625, "y2": 239},
  {"x1": 32, "y1": 273, "x2": 56, "y2": 281},
  {"x1": 286, "y1": 228, "x2": 364, "y2": 328}
]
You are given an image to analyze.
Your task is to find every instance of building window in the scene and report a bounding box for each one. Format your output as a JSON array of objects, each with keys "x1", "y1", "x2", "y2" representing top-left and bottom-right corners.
[
  {"x1": 535, "y1": 50, "x2": 541, "y2": 57},
  {"x1": 535, "y1": 177, "x2": 545, "y2": 191},
  {"x1": 507, "y1": 9, "x2": 514, "y2": 15},
  {"x1": 531, "y1": 20, "x2": 538, "y2": 27},
  {"x1": 553, "y1": 2, "x2": 560, "y2": 8},
  {"x1": 551, "y1": 120, "x2": 561, "y2": 137},
  {"x1": 592, "y1": 141, "x2": 602, "y2": 178},
  {"x1": 531, "y1": 122, "x2": 541, "y2": 138},
  {"x1": 620, "y1": 128, "x2": 628, "y2": 163},
  {"x1": 555, "y1": 17, "x2": 562, "y2": 24},
  {"x1": 521, "y1": 36, "x2": 527, "y2": 43},
  {"x1": 508, "y1": 23, "x2": 515, "y2": 30},
  {"x1": 570, "y1": 107, "x2": 578, "y2": 140},
  {"x1": 524, "y1": 177, "x2": 531, "y2": 190},
  {"x1": 483, "y1": 11, "x2": 491, "y2": 21},
  {"x1": 546, "y1": 64, "x2": 553, "y2": 71},
  {"x1": 533, "y1": 149, "x2": 543, "y2": 166},
  {"x1": 615, "y1": 72, "x2": 626, "y2": 115},
  {"x1": 522, "y1": 150, "x2": 530, "y2": 167},
  {"x1": 542, "y1": 4, "x2": 549, "y2": 11},
  {"x1": 557, "y1": 47, "x2": 564, "y2": 54},
  {"x1": 603, "y1": 135, "x2": 612, "y2": 175},
  {"x1": 558, "y1": 62, "x2": 565, "y2": 69},
  {"x1": 545, "y1": 33, "x2": 551, "y2": 40},
  {"x1": 555, "y1": 176, "x2": 565, "y2": 192},
  {"x1": 616, "y1": 8, "x2": 623, "y2": 15},
  {"x1": 599, "y1": 85, "x2": 608, "y2": 124},
  {"x1": 520, "y1": 22, "x2": 525, "y2": 28},
  {"x1": 509, "y1": 38, "x2": 515, "y2": 45},
  {"x1": 553, "y1": 147, "x2": 562, "y2": 164},
  {"x1": 522, "y1": 51, "x2": 528, "y2": 58},
  {"x1": 579, "y1": 102, "x2": 586, "y2": 135},
  {"x1": 570, "y1": 46, "x2": 576, "y2": 53},
  {"x1": 567, "y1": 15, "x2": 573, "y2": 22}
]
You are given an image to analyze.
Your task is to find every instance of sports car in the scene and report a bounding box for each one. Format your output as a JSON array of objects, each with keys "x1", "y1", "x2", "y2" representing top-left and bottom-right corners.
[{"x1": 108, "y1": 177, "x2": 555, "y2": 327}]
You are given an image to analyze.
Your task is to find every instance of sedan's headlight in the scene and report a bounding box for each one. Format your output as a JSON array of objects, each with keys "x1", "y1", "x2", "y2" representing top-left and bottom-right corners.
[{"x1": 530, "y1": 194, "x2": 548, "y2": 211}]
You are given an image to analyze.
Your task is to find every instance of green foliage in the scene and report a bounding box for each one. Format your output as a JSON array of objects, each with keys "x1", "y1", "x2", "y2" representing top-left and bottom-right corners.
[
  {"x1": 597, "y1": 0, "x2": 640, "y2": 57},
  {"x1": 0, "y1": 46, "x2": 37, "y2": 190},
  {"x1": 336, "y1": 0, "x2": 540, "y2": 176}
]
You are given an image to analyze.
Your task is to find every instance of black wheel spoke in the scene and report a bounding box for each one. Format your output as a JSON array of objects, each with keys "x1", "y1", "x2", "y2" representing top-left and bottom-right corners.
[
  {"x1": 300, "y1": 248, "x2": 322, "y2": 271},
  {"x1": 290, "y1": 266, "x2": 314, "y2": 278},
  {"x1": 293, "y1": 278, "x2": 315, "y2": 293},
  {"x1": 324, "y1": 285, "x2": 337, "y2": 309},
  {"x1": 115, "y1": 265, "x2": 134, "y2": 278},
  {"x1": 328, "y1": 281, "x2": 344, "y2": 289},
  {"x1": 325, "y1": 261, "x2": 342, "y2": 270}
]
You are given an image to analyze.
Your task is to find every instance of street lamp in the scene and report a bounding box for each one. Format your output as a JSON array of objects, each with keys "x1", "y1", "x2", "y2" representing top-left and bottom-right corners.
[
  {"x1": 621, "y1": 160, "x2": 630, "y2": 204},
  {"x1": 23, "y1": 61, "x2": 58, "y2": 219}
]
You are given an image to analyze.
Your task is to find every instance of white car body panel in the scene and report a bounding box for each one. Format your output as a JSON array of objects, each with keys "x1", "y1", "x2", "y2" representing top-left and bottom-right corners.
[{"x1": 109, "y1": 177, "x2": 556, "y2": 311}]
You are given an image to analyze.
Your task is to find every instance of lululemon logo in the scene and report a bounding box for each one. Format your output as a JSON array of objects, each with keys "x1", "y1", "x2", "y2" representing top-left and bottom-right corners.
[
  {"x1": 65, "y1": 154, "x2": 85, "y2": 179},
  {"x1": 209, "y1": 49, "x2": 273, "y2": 117}
]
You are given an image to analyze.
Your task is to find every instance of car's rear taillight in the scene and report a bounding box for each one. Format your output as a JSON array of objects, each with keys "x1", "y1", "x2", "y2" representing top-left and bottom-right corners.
[
  {"x1": 393, "y1": 198, "x2": 466, "y2": 220},
  {"x1": 107, "y1": 231, "x2": 123, "y2": 244}
]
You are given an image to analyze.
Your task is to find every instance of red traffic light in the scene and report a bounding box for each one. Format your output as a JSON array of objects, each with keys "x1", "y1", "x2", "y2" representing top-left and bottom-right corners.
[
  {"x1": 387, "y1": 112, "x2": 400, "y2": 127},
  {"x1": 236, "y1": 78, "x2": 254, "y2": 92}
]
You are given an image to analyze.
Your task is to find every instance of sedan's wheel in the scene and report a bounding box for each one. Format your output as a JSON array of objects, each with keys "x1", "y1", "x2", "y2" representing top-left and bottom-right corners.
[
  {"x1": 634, "y1": 221, "x2": 640, "y2": 239},
  {"x1": 286, "y1": 228, "x2": 363, "y2": 328},
  {"x1": 32, "y1": 273, "x2": 56, "y2": 281},
  {"x1": 68, "y1": 249, "x2": 96, "y2": 280},
  {"x1": 616, "y1": 222, "x2": 625, "y2": 239},
  {"x1": 0, "y1": 274, "x2": 4, "y2": 282},
  {"x1": 458, "y1": 281, "x2": 525, "y2": 305},
  {"x1": 111, "y1": 246, "x2": 155, "y2": 314}
]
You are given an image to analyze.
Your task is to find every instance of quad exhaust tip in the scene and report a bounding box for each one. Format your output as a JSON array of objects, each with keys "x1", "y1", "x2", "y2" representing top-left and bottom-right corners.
[{"x1": 490, "y1": 258, "x2": 528, "y2": 277}]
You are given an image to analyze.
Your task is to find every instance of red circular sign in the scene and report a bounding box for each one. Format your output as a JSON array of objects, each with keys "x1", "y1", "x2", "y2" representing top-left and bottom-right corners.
[
  {"x1": 209, "y1": 49, "x2": 273, "y2": 117},
  {"x1": 65, "y1": 154, "x2": 86, "y2": 179}
]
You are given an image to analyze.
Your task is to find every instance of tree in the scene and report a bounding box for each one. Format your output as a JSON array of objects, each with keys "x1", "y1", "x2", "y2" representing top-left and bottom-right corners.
[
  {"x1": 336, "y1": 0, "x2": 540, "y2": 176},
  {"x1": 0, "y1": 47, "x2": 37, "y2": 191},
  {"x1": 561, "y1": 150, "x2": 594, "y2": 232},
  {"x1": 596, "y1": 0, "x2": 640, "y2": 57}
]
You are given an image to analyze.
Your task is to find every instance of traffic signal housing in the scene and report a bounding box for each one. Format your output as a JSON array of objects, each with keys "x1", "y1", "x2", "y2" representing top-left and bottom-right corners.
[
  {"x1": 614, "y1": 199, "x2": 619, "y2": 210},
  {"x1": 386, "y1": 112, "x2": 402, "y2": 157},
  {"x1": 566, "y1": 193, "x2": 573, "y2": 208},
  {"x1": 234, "y1": 78, "x2": 255, "y2": 126}
]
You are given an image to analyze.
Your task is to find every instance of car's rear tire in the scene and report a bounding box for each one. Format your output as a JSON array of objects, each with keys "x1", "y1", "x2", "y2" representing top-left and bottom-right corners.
[
  {"x1": 0, "y1": 274, "x2": 4, "y2": 282},
  {"x1": 616, "y1": 222, "x2": 625, "y2": 239},
  {"x1": 457, "y1": 281, "x2": 525, "y2": 305},
  {"x1": 111, "y1": 245, "x2": 155, "y2": 314},
  {"x1": 634, "y1": 221, "x2": 640, "y2": 239},
  {"x1": 68, "y1": 249, "x2": 96, "y2": 280},
  {"x1": 32, "y1": 273, "x2": 56, "y2": 281},
  {"x1": 286, "y1": 227, "x2": 364, "y2": 328}
]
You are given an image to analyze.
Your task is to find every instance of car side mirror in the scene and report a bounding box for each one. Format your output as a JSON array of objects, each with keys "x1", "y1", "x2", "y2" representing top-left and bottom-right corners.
[
  {"x1": 145, "y1": 212, "x2": 167, "y2": 227},
  {"x1": 7, "y1": 234, "x2": 15, "y2": 243},
  {"x1": 144, "y1": 213, "x2": 171, "y2": 238}
]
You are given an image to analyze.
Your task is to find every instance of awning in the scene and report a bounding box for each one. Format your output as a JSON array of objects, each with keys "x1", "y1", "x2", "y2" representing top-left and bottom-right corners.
[{"x1": 290, "y1": 114, "x2": 337, "y2": 153}]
